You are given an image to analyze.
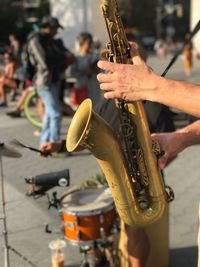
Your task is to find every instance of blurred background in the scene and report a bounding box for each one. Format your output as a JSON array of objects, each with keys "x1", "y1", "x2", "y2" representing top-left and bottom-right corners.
[
  {"x1": 0, "y1": 1, "x2": 200, "y2": 267},
  {"x1": 0, "y1": 0, "x2": 199, "y2": 53}
]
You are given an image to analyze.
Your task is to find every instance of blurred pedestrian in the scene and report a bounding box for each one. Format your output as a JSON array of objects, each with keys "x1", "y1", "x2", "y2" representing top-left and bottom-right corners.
[
  {"x1": 27, "y1": 16, "x2": 75, "y2": 147},
  {"x1": 154, "y1": 37, "x2": 167, "y2": 59},
  {"x1": 183, "y1": 33, "x2": 193, "y2": 79},
  {"x1": 8, "y1": 34, "x2": 20, "y2": 59},
  {"x1": 0, "y1": 52, "x2": 19, "y2": 106},
  {"x1": 66, "y1": 32, "x2": 101, "y2": 109}
]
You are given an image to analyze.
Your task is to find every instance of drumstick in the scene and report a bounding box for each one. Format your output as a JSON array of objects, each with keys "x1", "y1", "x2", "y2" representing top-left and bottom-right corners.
[{"x1": 11, "y1": 139, "x2": 52, "y2": 157}]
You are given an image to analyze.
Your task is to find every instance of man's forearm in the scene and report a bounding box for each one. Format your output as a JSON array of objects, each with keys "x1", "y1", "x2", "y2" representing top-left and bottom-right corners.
[
  {"x1": 177, "y1": 120, "x2": 200, "y2": 148},
  {"x1": 148, "y1": 77, "x2": 200, "y2": 118}
]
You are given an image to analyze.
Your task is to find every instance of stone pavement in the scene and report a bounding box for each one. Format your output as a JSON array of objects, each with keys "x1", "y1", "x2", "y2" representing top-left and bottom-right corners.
[{"x1": 0, "y1": 54, "x2": 200, "y2": 267}]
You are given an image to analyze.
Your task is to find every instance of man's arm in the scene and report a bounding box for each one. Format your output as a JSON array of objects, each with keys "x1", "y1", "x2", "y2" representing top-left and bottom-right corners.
[
  {"x1": 29, "y1": 37, "x2": 48, "y2": 71},
  {"x1": 152, "y1": 120, "x2": 200, "y2": 169},
  {"x1": 148, "y1": 78, "x2": 200, "y2": 118},
  {"x1": 97, "y1": 44, "x2": 200, "y2": 117}
]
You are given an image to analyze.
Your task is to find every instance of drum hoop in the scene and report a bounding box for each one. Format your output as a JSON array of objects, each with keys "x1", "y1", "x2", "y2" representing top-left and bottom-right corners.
[
  {"x1": 61, "y1": 187, "x2": 115, "y2": 216},
  {"x1": 61, "y1": 202, "x2": 115, "y2": 217}
]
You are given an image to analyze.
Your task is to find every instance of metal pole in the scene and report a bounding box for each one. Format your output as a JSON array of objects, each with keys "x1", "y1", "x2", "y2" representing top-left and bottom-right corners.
[
  {"x1": 0, "y1": 156, "x2": 10, "y2": 267},
  {"x1": 0, "y1": 145, "x2": 37, "y2": 267}
]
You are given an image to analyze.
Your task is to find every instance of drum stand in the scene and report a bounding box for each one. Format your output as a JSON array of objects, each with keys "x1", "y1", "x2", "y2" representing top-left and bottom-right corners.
[
  {"x1": 79, "y1": 233, "x2": 115, "y2": 267},
  {"x1": 80, "y1": 245, "x2": 99, "y2": 267},
  {"x1": 0, "y1": 149, "x2": 38, "y2": 267},
  {"x1": 0, "y1": 155, "x2": 10, "y2": 267}
]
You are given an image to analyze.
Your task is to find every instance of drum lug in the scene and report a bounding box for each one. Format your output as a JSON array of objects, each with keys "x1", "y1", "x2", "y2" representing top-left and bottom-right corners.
[
  {"x1": 100, "y1": 227, "x2": 106, "y2": 242},
  {"x1": 76, "y1": 216, "x2": 81, "y2": 226},
  {"x1": 77, "y1": 230, "x2": 81, "y2": 241},
  {"x1": 100, "y1": 214, "x2": 104, "y2": 224}
]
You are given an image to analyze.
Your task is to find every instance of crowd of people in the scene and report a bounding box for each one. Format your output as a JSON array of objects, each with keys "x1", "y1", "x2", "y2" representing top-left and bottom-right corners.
[
  {"x1": 0, "y1": 16, "x2": 194, "y2": 151},
  {"x1": 0, "y1": 16, "x2": 102, "y2": 148}
]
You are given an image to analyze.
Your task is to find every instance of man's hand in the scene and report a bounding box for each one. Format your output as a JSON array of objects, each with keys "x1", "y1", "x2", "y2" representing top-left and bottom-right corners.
[
  {"x1": 40, "y1": 140, "x2": 63, "y2": 155},
  {"x1": 151, "y1": 132, "x2": 187, "y2": 169},
  {"x1": 97, "y1": 43, "x2": 161, "y2": 102}
]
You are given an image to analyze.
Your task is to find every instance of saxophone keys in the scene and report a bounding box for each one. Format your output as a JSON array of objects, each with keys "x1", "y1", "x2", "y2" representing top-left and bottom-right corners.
[
  {"x1": 152, "y1": 140, "x2": 165, "y2": 159},
  {"x1": 101, "y1": 48, "x2": 111, "y2": 60},
  {"x1": 165, "y1": 185, "x2": 175, "y2": 202}
]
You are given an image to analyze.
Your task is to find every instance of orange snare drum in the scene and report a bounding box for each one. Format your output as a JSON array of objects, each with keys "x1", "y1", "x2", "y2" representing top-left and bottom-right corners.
[{"x1": 61, "y1": 188, "x2": 117, "y2": 245}]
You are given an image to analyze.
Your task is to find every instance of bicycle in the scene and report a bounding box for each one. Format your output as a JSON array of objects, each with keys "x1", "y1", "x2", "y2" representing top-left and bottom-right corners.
[
  {"x1": 23, "y1": 86, "x2": 75, "y2": 129},
  {"x1": 23, "y1": 89, "x2": 43, "y2": 128}
]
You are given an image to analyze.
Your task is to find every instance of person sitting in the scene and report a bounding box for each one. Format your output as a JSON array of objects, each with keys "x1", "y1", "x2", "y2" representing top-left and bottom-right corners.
[
  {"x1": 6, "y1": 86, "x2": 37, "y2": 117},
  {"x1": 0, "y1": 52, "x2": 20, "y2": 107}
]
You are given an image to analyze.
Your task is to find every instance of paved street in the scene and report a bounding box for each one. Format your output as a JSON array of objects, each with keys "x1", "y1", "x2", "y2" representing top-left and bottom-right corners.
[{"x1": 0, "y1": 54, "x2": 200, "y2": 267}]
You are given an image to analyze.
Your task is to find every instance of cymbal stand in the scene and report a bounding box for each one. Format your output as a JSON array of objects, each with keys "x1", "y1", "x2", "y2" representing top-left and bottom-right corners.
[
  {"x1": 0, "y1": 155, "x2": 38, "y2": 267},
  {"x1": 0, "y1": 155, "x2": 10, "y2": 267}
]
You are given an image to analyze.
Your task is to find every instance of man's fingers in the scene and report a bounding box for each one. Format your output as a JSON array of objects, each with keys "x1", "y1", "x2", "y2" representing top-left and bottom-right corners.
[
  {"x1": 131, "y1": 42, "x2": 145, "y2": 65},
  {"x1": 132, "y1": 55, "x2": 145, "y2": 66},
  {"x1": 97, "y1": 60, "x2": 120, "y2": 72},
  {"x1": 97, "y1": 73, "x2": 114, "y2": 83},
  {"x1": 130, "y1": 43, "x2": 139, "y2": 58},
  {"x1": 103, "y1": 91, "x2": 120, "y2": 100},
  {"x1": 131, "y1": 51, "x2": 146, "y2": 66},
  {"x1": 99, "y1": 82, "x2": 115, "y2": 91},
  {"x1": 158, "y1": 154, "x2": 168, "y2": 170}
]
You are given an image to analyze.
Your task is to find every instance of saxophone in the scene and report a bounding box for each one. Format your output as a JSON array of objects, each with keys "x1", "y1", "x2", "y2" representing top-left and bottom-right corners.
[{"x1": 66, "y1": 0, "x2": 174, "y2": 226}]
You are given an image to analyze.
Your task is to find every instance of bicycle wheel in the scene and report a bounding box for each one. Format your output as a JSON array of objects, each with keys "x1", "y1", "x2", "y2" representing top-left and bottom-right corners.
[{"x1": 24, "y1": 90, "x2": 43, "y2": 128}]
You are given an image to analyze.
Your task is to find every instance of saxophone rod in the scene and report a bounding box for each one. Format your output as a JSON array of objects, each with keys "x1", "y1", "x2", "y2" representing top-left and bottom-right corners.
[{"x1": 161, "y1": 20, "x2": 200, "y2": 77}]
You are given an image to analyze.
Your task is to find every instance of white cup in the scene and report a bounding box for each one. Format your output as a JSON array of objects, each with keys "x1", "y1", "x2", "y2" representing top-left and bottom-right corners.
[{"x1": 49, "y1": 239, "x2": 66, "y2": 267}]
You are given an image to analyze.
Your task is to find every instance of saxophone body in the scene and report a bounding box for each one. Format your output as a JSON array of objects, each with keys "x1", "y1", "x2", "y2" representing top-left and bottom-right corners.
[{"x1": 66, "y1": 0, "x2": 174, "y2": 226}]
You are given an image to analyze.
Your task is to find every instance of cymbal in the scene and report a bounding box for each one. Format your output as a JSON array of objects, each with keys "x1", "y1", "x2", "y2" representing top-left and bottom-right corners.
[{"x1": 0, "y1": 143, "x2": 22, "y2": 158}]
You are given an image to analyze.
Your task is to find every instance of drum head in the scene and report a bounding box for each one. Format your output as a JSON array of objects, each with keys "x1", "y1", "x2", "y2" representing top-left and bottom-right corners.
[{"x1": 61, "y1": 188, "x2": 114, "y2": 215}]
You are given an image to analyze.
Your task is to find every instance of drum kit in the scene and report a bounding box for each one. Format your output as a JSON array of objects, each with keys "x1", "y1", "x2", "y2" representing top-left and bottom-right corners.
[
  {"x1": 60, "y1": 187, "x2": 120, "y2": 267},
  {"x1": 0, "y1": 142, "x2": 120, "y2": 267}
]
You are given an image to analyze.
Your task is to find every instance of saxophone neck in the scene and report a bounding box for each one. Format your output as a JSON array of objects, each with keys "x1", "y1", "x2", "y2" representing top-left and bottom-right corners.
[{"x1": 101, "y1": 0, "x2": 131, "y2": 64}]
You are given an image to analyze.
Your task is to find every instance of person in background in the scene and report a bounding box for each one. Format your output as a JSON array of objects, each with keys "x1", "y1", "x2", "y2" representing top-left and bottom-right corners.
[
  {"x1": 154, "y1": 37, "x2": 167, "y2": 59},
  {"x1": 0, "y1": 52, "x2": 19, "y2": 106},
  {"x1": 183, "y1": 33, "x2": 193, "y2": 79},
  {"x1": 6, "y1": 38, "x2": 75, "y2": 119},
  {"x1": 66, "y1": 32, "x2": 101, "y2": 109},
  {"x1": 53, "y1": 38, "x2": 75, "y2": 117},
  {"x1": 6, "y1": 87, "x2": 38, "y2": 118},
  {"x1": 27, "y1": 16, "x2": 75, "y2": 147},
  {"x1": 8, "y1": 34, "x2": 21, "y2": 59}
]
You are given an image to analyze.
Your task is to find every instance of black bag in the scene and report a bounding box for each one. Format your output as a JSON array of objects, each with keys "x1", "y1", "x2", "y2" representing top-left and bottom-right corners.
[
  {"x1": 94, "y1": 99, "x2": 175, "y2": 134},
  {"x1": 22, "y1": 31, "x2": 38, "y2": 81},
  {"x1": 24, "y1": 47, "x2": 36, "y2": 81}
]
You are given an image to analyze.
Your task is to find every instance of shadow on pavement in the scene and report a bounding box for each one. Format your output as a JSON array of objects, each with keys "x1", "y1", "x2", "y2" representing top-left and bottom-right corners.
[{"x1": 170, "y1": 246, "x2": 198, "y2": 267}]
